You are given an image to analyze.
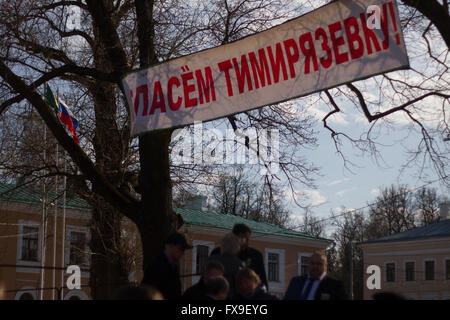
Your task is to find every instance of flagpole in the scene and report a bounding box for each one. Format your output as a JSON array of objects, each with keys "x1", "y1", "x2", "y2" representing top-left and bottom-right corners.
[
  {"x1": 52, "y1": 90, "x2": 60, "y2": 300},
  {"x1": 60, "y1": 155, "x2": 67, "y2": 300},
  {"x1": 39, "y1": 84, "x2": 48, "y2": 300}
]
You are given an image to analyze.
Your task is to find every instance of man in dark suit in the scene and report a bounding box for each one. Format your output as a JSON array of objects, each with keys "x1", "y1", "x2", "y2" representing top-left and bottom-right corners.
[
  {"x1": 284, "y1": 252, "x2": 348, "y2": 300},
  {"x1": 141, "y1": 232, "x2": 193, "y2": 300}
]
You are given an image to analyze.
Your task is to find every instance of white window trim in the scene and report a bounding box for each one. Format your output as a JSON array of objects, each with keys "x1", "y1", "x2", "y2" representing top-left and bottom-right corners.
[
  {"x1": 403, "y1": 260, "x2": 416, "y2": 283},
  {"x1": 14, "y1": 286, "x2": 38, "y2": 300},
  {"x1": 444, "y1": 257, "x2": 450, "y2": 282},
  {"x1": 298, "y1": 252, "x2": 313, "y2": 276},
  {"x1": 265, "y1": 248, "x2": 285, "y2": 293},
  {"x1": 384, "y1": 261, "x2": 397, "y2": 283},
  {"x1": 65, "y1": 225, "x2": 90, "y2": 278},
  {"x1": 64, "y1": 289, "x2": 90, "y2": 300},
  {"x1": 16, "y1": 220, "x2": 42, "y2": 274},
  {"x1": 423, "y1": 258, "x2": 436, "y2": 282},
  {"x1": 191, "y1": 240, "x2": 215, "y2": 285}
]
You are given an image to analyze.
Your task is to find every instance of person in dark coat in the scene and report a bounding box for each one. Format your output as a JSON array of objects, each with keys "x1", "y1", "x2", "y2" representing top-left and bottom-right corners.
[
  {"x1": 141, "y1": 232, "x2": 192, "y2": 300},
  {"x1": 284, "y1": 252, "x2": 348, "y2": 300},
  {"x1": 211, "y1": 224, "x2": 268, "y2": 291},
  {"x1": 204, "y1": 276, "x2": 229, "y2": 300},
  {"x1": 208, "y1": 232, "x2": 244, "y2": 297},
  {"x1": 232, "y1": 268, "x2": 279, "y2": 301},
  {"x1": 182, "y1": 260, "x2": 225, "y2": 300}
]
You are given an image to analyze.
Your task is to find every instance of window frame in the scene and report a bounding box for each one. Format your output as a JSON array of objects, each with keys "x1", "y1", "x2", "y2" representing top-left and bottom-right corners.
[
  {"x1": 384, "y1": 261, "x2": 397, "y2": 283},
  {"x1": 423, "y1": 259, "x2": 436, "y2": 281},
  {"x1": 298, "y1": 252, "x2": 313, "y2": 276},
  {"x1": 403, "y1": 260, "x2": 416, "y2": 282},
  {"x1": 264, "y1": 248, "x2": 285, "y2": 293},
  {"x1": 444, "y1": 258, "x2": 450, "y2": 282},
  {"x1": 191, "y1": 240, "x2": 215, "y2": 285},
  {"x1": 16, "y1": 220, "x2": 42, "y2": 273},
  {"x1": 65, "y1": 225, "x2": 90, "y2": 278}
]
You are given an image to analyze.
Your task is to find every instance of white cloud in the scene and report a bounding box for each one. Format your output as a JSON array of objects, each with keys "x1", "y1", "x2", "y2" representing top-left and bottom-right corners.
[
  {"x1": 333, "y1": 207, "x2": 356, "y2": 215},
  {"x1": 326, "y1": 178, "x2": 350, "y2": 186},
  {"x1": 335, "y1": 189, "x2": 350, "y2": 197},
  {"x1": 307, "y1": 103, "x2": 349, "y2": 126},
  {"x1": 289, "y1": 214, "x2": 305, "y2": 226},
  {"x1": 285, "y1": 189, "x2": 327, "y2": 208}
]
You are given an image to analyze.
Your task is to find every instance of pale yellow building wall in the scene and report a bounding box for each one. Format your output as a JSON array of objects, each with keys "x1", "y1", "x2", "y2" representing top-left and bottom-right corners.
[
  {"x1": 1, "y1": 200, "x2": 329, "y2": 300},
  {"x1": 361, "y1": 238, "x2": 450, "y2": 300}
]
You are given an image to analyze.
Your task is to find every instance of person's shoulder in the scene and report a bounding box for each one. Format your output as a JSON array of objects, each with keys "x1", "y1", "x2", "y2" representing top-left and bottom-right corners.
[
  {"x1": 322, "y1": 275, "x2": 345, "y2": 286},
  {"x1": 286, "y1": 275, "x2": 305, "y2": 288}
]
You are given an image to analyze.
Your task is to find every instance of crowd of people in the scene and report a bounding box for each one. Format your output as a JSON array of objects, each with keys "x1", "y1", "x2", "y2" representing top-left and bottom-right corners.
[{"x1": 129, "y1": 223, "x2": 349, "y2": 300}]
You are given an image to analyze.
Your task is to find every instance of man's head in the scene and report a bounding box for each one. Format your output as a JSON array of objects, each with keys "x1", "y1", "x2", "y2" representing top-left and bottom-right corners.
[
  {"x1": 232, "y1": 224, "x2": 251, "y2": 251},
  {"x1": 204, "y1": 276, "x2": 229, "y2": 300},
  {"x1": 203, "y1": 260, "x2": 225, "y2": 282},
  {"x1": 164, "y1": 232, "x2": 193, "y2": 261},
  {"x1": 221, "y1": 232, "x2": 241, "y2": 256},
  {"x1": 236, "y1": 268, "x2": 261, "y2": 296},
  {"x1": 308, "y1": 252, "x2": 327, "y2": 279}
]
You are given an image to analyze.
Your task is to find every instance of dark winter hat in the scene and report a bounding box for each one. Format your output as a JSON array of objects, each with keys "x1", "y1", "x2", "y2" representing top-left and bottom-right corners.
[{"x1": 165, "y1": 232, "x2": 193, "y2": 250}]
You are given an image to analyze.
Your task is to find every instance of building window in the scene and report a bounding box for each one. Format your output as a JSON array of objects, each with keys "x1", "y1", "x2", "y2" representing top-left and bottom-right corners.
[
  {"x1": 446, "y1": 260, "x2": 450, "y2": 280},
  {"x1": 195, "y1": 245, "x2": 209, "y2": 275},
  {"x1": 268, "y1": 253, "x2": 280, "y2": 282},
  {"x1": 425, "y1": 260, "x2": 435, "y2": 281},
  {"x1": 21, "y1": 226, "x2": 39, "y2": 261},
  {"x1": 69, "y1": 231, "x2": 87, "y2": 266},
  {"x1": 191, "y1": 240, "x2": 215, "y2": 286},
  {"x1": 385, "y1": 263, "x2": 396, "y2": 282},
  {"x1": 300, "y1": 255, "x2": 310, "y2": 276},
  {"x1": 405, "y1": 262, "x2": 415, "y2": 281},
  {"x1": 265, "y1": 248, "x2": 285, "y2": 293}
]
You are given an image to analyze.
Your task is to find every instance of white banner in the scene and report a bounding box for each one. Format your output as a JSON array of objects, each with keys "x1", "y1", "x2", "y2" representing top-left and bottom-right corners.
[{"x1": 122, "y1": 0, "x2": 409, "y2": 136}]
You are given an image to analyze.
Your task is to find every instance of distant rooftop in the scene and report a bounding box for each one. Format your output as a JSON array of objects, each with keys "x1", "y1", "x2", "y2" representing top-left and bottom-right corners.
[
  {"x1": 175, "y1": 207, "x2": 331, "y2": 243},
  {"x1": 0, "y1": 182, "x2": 90, "y2": 211},
  {"x1": 362, "y1": 219, "x2": 450, "y2": 244},
  {"x1": 0, "y1": 182, "x2": 330, "y2": 243}
]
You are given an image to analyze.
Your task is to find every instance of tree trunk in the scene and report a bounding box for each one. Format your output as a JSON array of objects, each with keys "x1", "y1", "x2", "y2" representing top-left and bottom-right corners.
[
  {"x1": 137, "y1": 131, "x2": 179, "y2": 271},
  {"x1": 89, "y1": 199, "x2": 130, "y2": 299}
]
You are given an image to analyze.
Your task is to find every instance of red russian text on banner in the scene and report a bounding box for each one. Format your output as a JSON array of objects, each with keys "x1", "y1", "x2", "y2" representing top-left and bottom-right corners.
[{"x1": 122, "y1": 0, "x2": 409, "y2": 137}]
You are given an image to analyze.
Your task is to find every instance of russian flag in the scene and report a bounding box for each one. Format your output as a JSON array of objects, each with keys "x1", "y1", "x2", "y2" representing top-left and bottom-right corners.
[{"x1": 58, "y1": 99, "x2": 79, "y2": 144}]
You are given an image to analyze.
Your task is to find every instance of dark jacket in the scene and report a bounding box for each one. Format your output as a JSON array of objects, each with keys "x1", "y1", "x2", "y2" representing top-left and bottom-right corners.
[
  {"x1": 232, "y1": 288, "x2": 279, "y2": 301},
  {"x1": 284, "y1": 275, "x2": 348, "y2": 300},
  {"x1": 141, "y1": 252, "x2": 181, "y2": 300},
  {"x1": 207, "y1": 254, "x2": 244, "y2": 296},
  {"x1": 211, "y1": 246, "x2": 268, "y2": 290},
  {"x1": 182, "y1": 277, "x2": 208, "y2": 300}
]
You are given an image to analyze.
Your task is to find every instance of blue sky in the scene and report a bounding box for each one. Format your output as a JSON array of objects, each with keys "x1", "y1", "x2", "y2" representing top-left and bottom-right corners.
[{"x1": 284, "y1": 94, "x2": 449, "y2": 234}]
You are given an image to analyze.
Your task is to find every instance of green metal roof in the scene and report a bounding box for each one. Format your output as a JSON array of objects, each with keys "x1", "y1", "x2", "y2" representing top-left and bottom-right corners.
[
  {"x1": 0, "y1": 182, "x2": 331, "y2": 243},
  {"x1": 175, "y1": 207, "x2": 331, "y2": 242},
  {"x1": 0, "y1": 182, "x2": 90, "y2": 211}
]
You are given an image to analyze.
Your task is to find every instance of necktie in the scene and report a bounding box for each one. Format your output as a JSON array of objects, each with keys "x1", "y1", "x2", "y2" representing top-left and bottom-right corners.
[{"x1": 300, "y1": 278, "x2": 315, "y2": 300}]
